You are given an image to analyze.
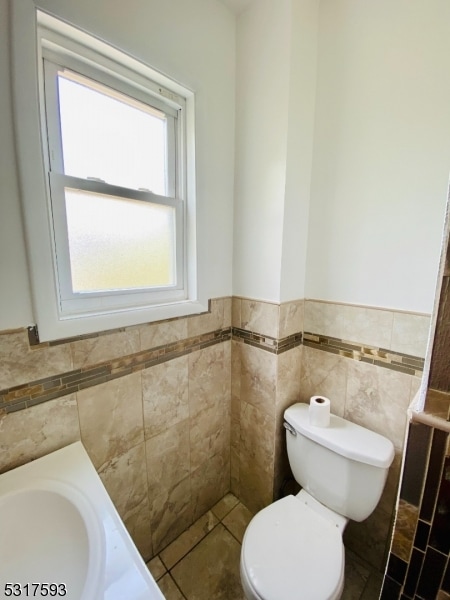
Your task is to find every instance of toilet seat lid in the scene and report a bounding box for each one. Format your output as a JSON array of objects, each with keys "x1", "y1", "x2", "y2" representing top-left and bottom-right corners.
[{"x1": 241, "y1": 495, "x2": 344, "y2": 600}]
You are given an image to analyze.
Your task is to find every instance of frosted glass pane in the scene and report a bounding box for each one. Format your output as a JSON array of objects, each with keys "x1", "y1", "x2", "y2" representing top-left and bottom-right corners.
[
  {"x1": 64, "y1": 189, "x2": 176, "y2": 293},
  {"x1": 58, "y1": 73, "x2": 168, "y2": 194}
]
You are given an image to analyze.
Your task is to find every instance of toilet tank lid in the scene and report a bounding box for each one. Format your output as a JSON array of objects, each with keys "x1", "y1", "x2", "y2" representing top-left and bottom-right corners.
[{"x1": 284, "y1": 403, "x2": 395, "y2": 468}]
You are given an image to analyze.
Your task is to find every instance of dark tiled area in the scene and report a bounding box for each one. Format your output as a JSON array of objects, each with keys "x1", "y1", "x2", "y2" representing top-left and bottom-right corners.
[
  {"x1": 382, "y1": 424, "x2": 450, "y2": 600},
  {"x1": 147, "y1": 493, "x2": 383, "y2": 600}
]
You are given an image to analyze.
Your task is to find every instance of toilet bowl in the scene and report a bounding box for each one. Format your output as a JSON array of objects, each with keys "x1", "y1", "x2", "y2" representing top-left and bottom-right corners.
[
  {"x1": 240, "y1": 402, "x2": 395, "y2": 600},
  {"x1": 240, "y1": 492, "x2": 346, "y2": 600}
]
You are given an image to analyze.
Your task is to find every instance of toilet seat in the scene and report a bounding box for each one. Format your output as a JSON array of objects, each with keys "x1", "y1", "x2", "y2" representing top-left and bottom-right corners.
[{"x1": 241, "y1": 495, "x2": 345, "y2": 600}]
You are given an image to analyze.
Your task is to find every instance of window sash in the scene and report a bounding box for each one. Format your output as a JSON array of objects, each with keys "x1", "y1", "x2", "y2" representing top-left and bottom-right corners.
[
  {"x1": 49, "y1": 173, "x2": 185, "y2": 314},
  {"x1": 40, "y1": 43, "x2": 187, "y2": 318},
  {"x1": 43, "y1": 57, "x2": 178, "y2": 197}
]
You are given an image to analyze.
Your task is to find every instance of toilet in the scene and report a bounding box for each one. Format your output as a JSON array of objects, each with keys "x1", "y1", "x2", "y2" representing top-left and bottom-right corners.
[{"x1": 240, "y1": 402, "x2": 395, "y2": 600}]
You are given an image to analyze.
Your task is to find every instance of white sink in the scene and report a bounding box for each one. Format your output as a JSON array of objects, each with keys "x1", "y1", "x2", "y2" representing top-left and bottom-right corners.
[
  {"x1": 0, "y1": 443, "x2": 165, "y2": 600},
  {"x1": 0, "y1": 480, "x2": 104, "y2": 600}
]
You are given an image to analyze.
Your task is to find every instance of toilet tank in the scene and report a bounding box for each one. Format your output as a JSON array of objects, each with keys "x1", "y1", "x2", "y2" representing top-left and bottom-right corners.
[{"x1": 284, "y1": 403, "x2": 395, "y2": 522}]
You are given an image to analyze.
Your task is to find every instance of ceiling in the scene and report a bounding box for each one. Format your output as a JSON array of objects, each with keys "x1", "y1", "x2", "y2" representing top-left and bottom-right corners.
[{"x1": 217, "y1": 0, "x2": 254, "y2": 15}]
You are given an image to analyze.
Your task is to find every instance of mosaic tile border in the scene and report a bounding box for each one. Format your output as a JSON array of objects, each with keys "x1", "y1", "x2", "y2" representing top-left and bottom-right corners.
[
  {"x1": 0, "y1": 328, "x2": 231, "y2": 414},
  {"x1": 303, "y1": 332, "x2": 425, "y2": 376},
  {"x1": 231, "y1": 327, "x2": 302, "y2": 354},
  {"x1": 0, "y1": 325, "x2": 426, "y2": 416}
]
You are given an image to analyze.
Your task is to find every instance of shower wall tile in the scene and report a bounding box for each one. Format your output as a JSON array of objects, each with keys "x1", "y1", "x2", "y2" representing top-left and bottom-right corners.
[
  {"x1": 0, "y1": 329, "x2": 73, "y2": 389},
  {"x1": 77, "y1": 371, "x2": 144, "y2": 470},
  {"x1": 0, "y1": 394, "x2": 80, "y2": 473}
]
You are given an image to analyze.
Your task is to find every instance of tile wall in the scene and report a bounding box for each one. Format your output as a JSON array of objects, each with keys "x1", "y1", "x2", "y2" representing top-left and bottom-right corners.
[
  {"x1": 0, "y1": 298, "x2": 232, "y2": 560},
  {"x1": 0, "y1": 295, "x2": 429, "y2": 574},
  {"x1": 232, "y1": 298, "x2": 428, "y2": 571}
]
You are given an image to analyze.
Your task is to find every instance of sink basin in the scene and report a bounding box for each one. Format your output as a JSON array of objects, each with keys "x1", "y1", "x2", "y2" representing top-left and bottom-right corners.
[
  {"x1": 0, "y1": 443, "x2": 165, "y2": 600},
  {"x1": 0, "y1": 480, "x2": 104, "y2": 600}
]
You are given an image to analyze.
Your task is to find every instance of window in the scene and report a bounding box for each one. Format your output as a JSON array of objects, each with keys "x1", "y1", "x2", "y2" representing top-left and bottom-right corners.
[{"x1": 11, "y1": 7, "x2": 202, "y2": 341}]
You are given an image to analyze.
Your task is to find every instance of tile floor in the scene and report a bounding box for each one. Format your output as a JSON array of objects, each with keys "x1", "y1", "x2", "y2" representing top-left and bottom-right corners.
[{"x1": 146, "y1": 493, "x2": 384, "y2": 600}]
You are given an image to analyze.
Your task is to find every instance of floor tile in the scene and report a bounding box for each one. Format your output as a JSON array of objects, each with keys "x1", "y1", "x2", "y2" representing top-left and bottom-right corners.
[
  {"x1": 222, "y1": 502, "x2": 253, "y2": 543},
  {"x1": 146, "y1": 555, "x2": 167, "y2": 581},
  {"x1": 171, "y1": 524, "x2": 246, "y2": 600},
  {"x1": 158, "y1": 573, "x2": 186, "y2": 599},
  {"x1": 342, "y1": 551, "x2": 371, "y2": 600},
  {"x1": 211, "y1": 492, "x2": 240, "y2": 521},
  {"x1": 360, "y1": 570, "x2": 383, "y2": 599},
  {"x1": 160, "y1": 510, "x2": 219, "y2": 570}
]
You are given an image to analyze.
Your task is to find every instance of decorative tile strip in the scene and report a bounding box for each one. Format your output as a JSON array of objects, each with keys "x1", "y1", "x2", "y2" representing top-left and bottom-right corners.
[
  {"x1": 0, "y1": 327, "x2": 231, "y2": 414},
  {"x1": 231, "y1": 327, "x2": 302, "y2": 354},
  {"x1": 303, "y1": 332, "x2": 425, "y2": 376}
]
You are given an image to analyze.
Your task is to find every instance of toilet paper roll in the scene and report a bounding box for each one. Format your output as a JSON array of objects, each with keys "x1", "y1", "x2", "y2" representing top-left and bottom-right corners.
[{"x1": 309, "y1": 396, "x2": 331, "y2": 427}]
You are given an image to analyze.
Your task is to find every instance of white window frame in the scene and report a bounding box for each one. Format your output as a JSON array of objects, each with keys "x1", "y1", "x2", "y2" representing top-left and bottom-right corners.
[{"x1": 11, "y1": 3, "x2": 205, "y2": 342}]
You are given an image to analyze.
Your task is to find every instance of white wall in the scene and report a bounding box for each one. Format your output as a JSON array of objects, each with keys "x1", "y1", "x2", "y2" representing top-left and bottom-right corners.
[
  {"x1": 0, "y1": 0, "x2": 235, "y2": 331},
  {"x1": 280, "y1": 0, "x2": 318, "y2": 301},
  {"x1": 232, "y1": 0, "x2": 291, "y2": 301},
  {"x1": 233, "y1": 0, "x2": 450, "y2": 314},
  {"x1": 305, "y1": 0, "x2": 450, "y2": 313},
  {"x1": 0, "y1": 0, "x2": 34, "y2": 329}
]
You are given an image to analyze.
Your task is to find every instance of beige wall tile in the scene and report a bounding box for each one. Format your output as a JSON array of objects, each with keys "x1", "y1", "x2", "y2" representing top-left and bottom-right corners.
[
  {"x1": 276, "y1": 346, "x2": 302, "y2": 413},
  {"x1": 71, "y1": 328, "x2": 140, "y2": 369},
  {"x1": 239, "y1": 401, "x2": 275, "y2": 512},
  {"x1": 191, "y1": 450, "x2": 230, "y2": 521},
  {"x1": 98, "y1": 442, "x2": 152, "y2": 559},
  {"x1": 279, "y1": 299, "x2": 304, "y2": 338},
  {"x1": 342, "y1": 304, "x2": 394, "y2": 348},
  {"x1": 300, "y1": 345, "x2": 348, "y2": 417},
  {"x1": 232, "y1": 297, "x2": 242, "y2": 328},
  {"x1": 223, "y1": 297, "x2": 232, "y2": 328},
  {"x1": 142, "y1": 356, "x2": 189, "y2": 440},
  {"x1": 241, "y1": 299, "x2": 279, "y2": 338},
  {"x1": 187, "y1": 298, "x2": 224, "y2": 337},
  {"x1": 345, "y1": 360, "x2": 413, "y2": 450},
  {"x1": 391, "y1": 312, "x2": 431, "y2": 357},
  {"x1": 149, "y1": 475, "x2": 193, "y2": 554},
  {"x1": 190, "y1": 402, "x2": 228, "y2": 471},
  {"x1": 0, "y1": 395, "x2": 80, "y2": 473},
  {"x1": 188, "y1": 343, "x2": 230, "y2": 417},
  {"x1": 77, "y1": 372, "x2": 144, "y2": 470},
  {"x1": 139, "y1": 318, "x2": 188, "y2": 351},
  {"x1": 240, "y1": 344, "x2": 277, "y2": 417},
  {"x1": 304, "y1": 300, "x2": 394, "y2": 349},
  {"x1": 145, "y1": 420, "x2": 190, "y2": 498},
  {"x1": 0, "y1": 330, "x2": 73, "y2": 390},
  {"x1": 145, "y1": 420, "x2": 192, "y2": 553},
  {"x1": 304, "y1": 300, "x2": 346, "y2": 338}
]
